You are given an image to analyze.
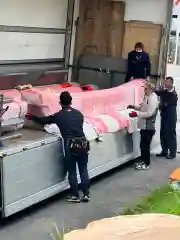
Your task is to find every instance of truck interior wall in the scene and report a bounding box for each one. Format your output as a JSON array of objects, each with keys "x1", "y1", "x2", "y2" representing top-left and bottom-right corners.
[
  {"x1": 0, "y1": 32, "x2": 65, "y2": 61},
  {"x1": 70, "y1": 0, "x2": 170, "y2": 82},
  {"x1": 0, "y1": 0, "x2": 68, "y2": 62}
]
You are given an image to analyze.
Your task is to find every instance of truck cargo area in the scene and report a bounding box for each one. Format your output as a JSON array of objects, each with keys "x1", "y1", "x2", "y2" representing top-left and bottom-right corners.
[{"x1": 0, "y1": 0, "x2": 172, "y2": 218}]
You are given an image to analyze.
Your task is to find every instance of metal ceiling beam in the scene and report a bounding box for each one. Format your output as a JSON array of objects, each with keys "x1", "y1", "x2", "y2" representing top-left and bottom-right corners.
[
  {"x1": 0, "y1": 25, "x2": 66, "y2": 34},
  {"x1": 63, "y1": 0, "x2": 75, "y2": 69}
]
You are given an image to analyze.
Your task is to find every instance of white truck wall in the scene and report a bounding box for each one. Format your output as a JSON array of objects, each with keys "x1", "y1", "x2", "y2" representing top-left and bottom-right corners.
[
  {"x1": 123, "y1": 0, "x2": 168, "y2": 26},
  {"x1": 0, "y1": 0, "x2": 68, "y2": 61}
]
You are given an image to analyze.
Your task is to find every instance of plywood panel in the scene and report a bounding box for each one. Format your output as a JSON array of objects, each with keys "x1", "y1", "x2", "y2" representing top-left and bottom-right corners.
[
  {"x1": 122, "y1": 21, "x2": 163, "y2": 74},
  {"x1": 109, "y1": 1, "x2": 125, "y2": 57},
  {"x1": 74, "y1": 0, "x2": 125, "y2": 62}
]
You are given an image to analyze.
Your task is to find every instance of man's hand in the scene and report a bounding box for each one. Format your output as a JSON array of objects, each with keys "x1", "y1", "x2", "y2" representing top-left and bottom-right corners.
[
  {"x1": 129, "y1": 111, "x2": 138, "y2": 118},
  {"x1": 127, "y1": 105, "x2": 135, "y2": 109},
  {"x1": 25, "y1": 113, "x2": 34, "y2": 120}
]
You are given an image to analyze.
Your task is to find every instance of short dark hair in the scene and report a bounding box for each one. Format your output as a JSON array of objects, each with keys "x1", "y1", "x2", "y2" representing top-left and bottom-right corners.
[
  {"x1": 134, "y1": 42, "x2": 144, "y2": 50},
  {"x1": 166, "y1": 76, "x2": 174, "y2": 84},
  {"x1": 60, "y1": 91, "x2": 72, "y2": 106}
]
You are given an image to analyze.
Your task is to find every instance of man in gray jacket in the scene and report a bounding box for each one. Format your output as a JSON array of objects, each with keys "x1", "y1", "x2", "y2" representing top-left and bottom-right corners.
[{"x1": 128, "y1": 82, "x2": 159, "y2": 170}]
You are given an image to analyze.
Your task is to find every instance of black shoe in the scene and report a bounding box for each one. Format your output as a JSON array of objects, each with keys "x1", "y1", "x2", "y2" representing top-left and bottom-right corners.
[
  {"x1": 81, "y1": 195, "x2": 90, "y2": 202},
  {"x1": 166, "y1": 154, "x2": 176, "y2": 160},
  {"x1": 67, "y1": 196, "x2": 80, "y2": 203},
  {"x1": 156, "y1": 152, "x2": 168, "y2": 158}
]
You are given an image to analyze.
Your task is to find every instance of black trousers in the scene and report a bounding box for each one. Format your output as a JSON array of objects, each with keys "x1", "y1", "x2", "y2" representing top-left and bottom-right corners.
[
  {"x1": 140, "y1": 129, "x2": 155, "y2": 166},
  {"x1": 160, "y1": 117, "x2": 177, "y2": 157},
  {"x1": 65, "y1": 149, "x2": 90, "y2": 197}
]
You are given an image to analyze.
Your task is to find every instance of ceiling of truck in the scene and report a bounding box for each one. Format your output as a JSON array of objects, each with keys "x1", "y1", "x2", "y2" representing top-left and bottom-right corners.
[{"x1": 0, "y1": 0, "x2": 68, "y2": 62}]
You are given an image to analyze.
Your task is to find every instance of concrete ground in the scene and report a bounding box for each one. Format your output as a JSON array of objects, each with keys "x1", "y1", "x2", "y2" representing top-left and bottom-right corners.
[
  {"x1": 0, "y1": 67, "x2": 180, "y2": 239},
  {"x1": 0, "y1": 152, "x2": 179, "y2": 240}
]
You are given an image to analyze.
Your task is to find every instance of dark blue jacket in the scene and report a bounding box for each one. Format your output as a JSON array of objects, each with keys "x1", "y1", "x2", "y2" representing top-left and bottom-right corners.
[
  {"x1": 33, "y1": 107, "x2": 85, "y2": 141},
  {"x1": 155, "y1": 88, "x2": 178, "y2": 125},
  {"x1": 126, "y1": 51, "x2": 151, "y2": 81}
]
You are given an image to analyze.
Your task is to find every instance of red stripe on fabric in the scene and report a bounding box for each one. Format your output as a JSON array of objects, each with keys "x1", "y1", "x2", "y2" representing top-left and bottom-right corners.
[{"x1": 86, "y1": 117, "x2": 108, "y2": 134}]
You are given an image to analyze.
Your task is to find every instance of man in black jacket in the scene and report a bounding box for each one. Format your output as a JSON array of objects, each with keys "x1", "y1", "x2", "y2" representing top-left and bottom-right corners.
[
  {"x1": 26, "y1": 91, "x2": 90, "y2": 203},
  {"x1": 156, "y1": 77, "x2": 178, "y2": 159},
  {"x1": 126, "y1": 42, "x2": 151, "y2": 82}
]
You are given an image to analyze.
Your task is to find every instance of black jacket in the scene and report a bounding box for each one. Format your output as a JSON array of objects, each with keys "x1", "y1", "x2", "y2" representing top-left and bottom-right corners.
[
  {"x1": 33, "y1": 107, "x2": 85, "y2": 141},
  {"x1": 126, "y1": 50, "x2": 151, "y2": 82},
  {"x1": 155, "y1": 88, "x2": 178, "y2": 123}
]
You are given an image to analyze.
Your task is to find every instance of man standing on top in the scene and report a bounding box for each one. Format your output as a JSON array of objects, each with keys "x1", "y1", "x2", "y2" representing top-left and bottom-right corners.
[
  {"x1": 125, "y1": 42, "x2": 151, "y2": 82},
  {"x1": 156, "y1": 77, "x2": 178, "y2": 159},
  {"x1": 26, "y1": 91, "x2": 90, "y2": 203}
]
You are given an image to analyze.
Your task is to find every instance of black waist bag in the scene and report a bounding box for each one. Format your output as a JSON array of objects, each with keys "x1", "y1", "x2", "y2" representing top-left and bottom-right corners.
[{"x1": 68, "y1": 137, "x2": 90, "y2": 155}]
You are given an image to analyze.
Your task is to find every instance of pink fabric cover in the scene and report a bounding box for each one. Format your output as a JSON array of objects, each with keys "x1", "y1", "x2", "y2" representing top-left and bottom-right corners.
[
  {"x1": 2, "y1": 100, "x2": 27, "y2": 121},
  {"x1": 1, "y1": 80, "x2": 144, "y2": 134},
  {"x1": 36, "y1": 84, "x2": 83, "y2": 94},
  {"x1": 1, "y1": 90, "x2": 28, "y2": 121},
  {"x1": 2, "y1": 89, "x2": 22, "y2": 101},
  {"x1": 24, "y1": 79, "x2": 144, "y2": 134}
]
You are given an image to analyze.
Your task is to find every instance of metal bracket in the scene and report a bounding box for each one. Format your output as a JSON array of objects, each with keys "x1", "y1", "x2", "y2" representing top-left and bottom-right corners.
[{"x1": 64, "y1": 0, "x2": 75, "y2": 71}]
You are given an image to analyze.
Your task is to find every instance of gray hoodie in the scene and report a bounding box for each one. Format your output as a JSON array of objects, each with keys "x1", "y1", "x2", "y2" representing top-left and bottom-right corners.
[{"x1": 135, "y1": 92, "x2": 159, "y2": 130}]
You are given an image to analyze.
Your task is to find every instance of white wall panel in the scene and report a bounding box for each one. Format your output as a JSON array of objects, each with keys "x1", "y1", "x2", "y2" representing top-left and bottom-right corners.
[
  {"x1": 112, "y1": 0, "x2": 169, "y2": 26},
  {"x1": 0, "y1": 32, "x2": 65, "y2": 60},
  {"x1": 0, "y1": 0, "x2": 68, "y2": 29}
]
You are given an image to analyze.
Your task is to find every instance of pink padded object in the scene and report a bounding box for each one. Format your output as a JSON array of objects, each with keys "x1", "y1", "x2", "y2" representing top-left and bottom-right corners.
[
  {"x1": 85, "y1": 117, "x2": 108, "y2": 135},
  {"x1": 1, "y1": 90, "x2": 28, "y2": 121},
  {"x1": 36, "y1": 84, "x2": 83, "y2": 93},
  {"x1": 22, "y1": 88, "x2": 60, "y2": 115},
  {"x1": 2, "y1": 100, "x2": 27, "y2": 121},
  {"x1": 2, "y1": 89, "x2": 22, "y2": 101},
  {"x1": 13, "y1": 79, "x2": 144, "y2": 134}
]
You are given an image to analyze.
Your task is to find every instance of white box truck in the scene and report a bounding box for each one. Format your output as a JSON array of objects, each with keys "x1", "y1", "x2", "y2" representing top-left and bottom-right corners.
[{"x1": 0, "y1": 0, "x2": 173, "y2": 218}]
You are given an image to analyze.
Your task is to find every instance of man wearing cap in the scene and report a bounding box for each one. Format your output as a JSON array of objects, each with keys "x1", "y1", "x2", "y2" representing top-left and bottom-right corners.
[
  {"x1": 127, "y1": 82, "x2": 159, "y2": 170},
  {"x1": 26, "y1": 91, "x2": 90, "y2": 203},
  {"x1": 155, "y1": 77, "x2": 178, "y2": 159}
]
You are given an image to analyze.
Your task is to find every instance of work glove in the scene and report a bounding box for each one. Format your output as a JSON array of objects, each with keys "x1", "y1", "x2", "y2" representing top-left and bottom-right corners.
[
  {"x1": 147, "y1": 76, "x2": 150, "y2": 81},
  {"x1": 129, "y1": 111, "x2": 138, "y2": 118},
  {"x1": 25, "y1": 113, "x2": 34, "y2": 121},
  {"x1": 127, "y1": 105, "x2": 135, "y2": 109}
]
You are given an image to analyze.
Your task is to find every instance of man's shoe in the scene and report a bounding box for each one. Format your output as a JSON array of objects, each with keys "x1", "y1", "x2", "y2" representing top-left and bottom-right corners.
[
  {"x1": 166, "y1": 155, "x2": 176, "y2": 160},
  {"x1": 67, "y1": 196, "x2": 80, "y2": 203},
  {"x1": 135, "y1": 163, "x2": 150, "y2": 170},
  {"x1": 81, "y1": 195, "x2": 90, "y2": 202},
  {"x1": 156, "y1": 152, "x2": 168, "y2": 158}
]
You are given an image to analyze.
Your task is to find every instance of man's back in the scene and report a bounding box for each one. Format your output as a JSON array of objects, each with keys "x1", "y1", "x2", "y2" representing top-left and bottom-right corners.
[
  {"x1": 32, "y1": 106, "x2": 85, "y2": 141},
  {"x1": 53, "y1": 107, "x2": 85, "y2": 140}
]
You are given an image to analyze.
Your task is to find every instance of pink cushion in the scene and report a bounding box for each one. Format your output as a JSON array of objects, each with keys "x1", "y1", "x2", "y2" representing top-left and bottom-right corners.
[
  {"x1": 2, "y1": 89, "x2": 22, "y2": 101},
  {"x1": 36, "y1": 84, "x2": 83, "y2": 93},
  {"x1": 1, "y1": 80, "x2": 144, "y2": 134},
  {"x1": 2, "y1": 100, "x2": 27, "y2": 121}
]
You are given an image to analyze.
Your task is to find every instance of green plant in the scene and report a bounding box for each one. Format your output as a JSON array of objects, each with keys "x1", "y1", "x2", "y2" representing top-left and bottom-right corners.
[
  {"x1": 49, "y1": 222, "x2": 65, "y2": 240},
  {"x1": 124, "y1": 184, "x2": 180, "y2": 216}
]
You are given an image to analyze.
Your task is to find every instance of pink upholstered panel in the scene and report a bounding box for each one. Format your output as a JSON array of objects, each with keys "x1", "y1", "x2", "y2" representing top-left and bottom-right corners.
[
  {"x1": 2, "y1": 89, "x2": 22, "y2": 101},
  {"x1": 1, "y1": 79, "x2": 144, "y2": 134},
  {"x1": 36, "y1": 84, "x2": 83, "y2": 93},
  {"x1": 2, "y1": 100, "x2": 27, "y2": 121}
]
